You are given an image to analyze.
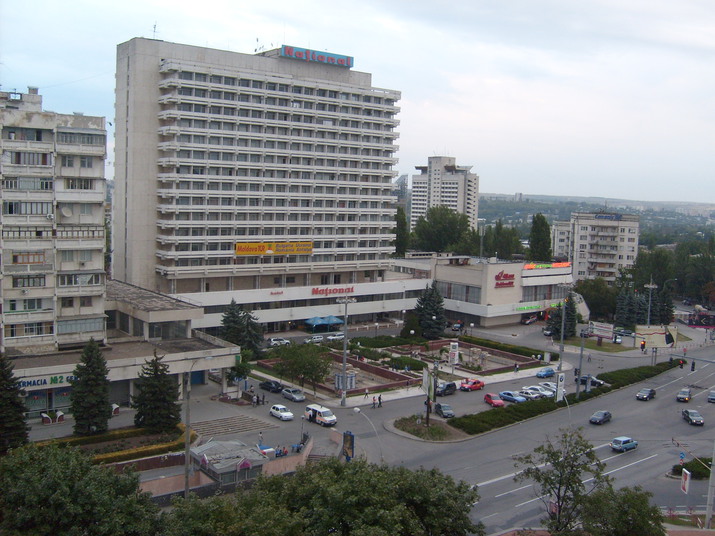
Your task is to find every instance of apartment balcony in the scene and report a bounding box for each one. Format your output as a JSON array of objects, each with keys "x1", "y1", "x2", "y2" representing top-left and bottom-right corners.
[
  {"x1": 55, "y1": 284, "x2": 105, "y2": 297},
  {"x1": 2, "y1": 263, "x2": 54, "y2": 274},
  {"x1": 55, "y1": 144, "x2": 106, "y2": 157},
  {"x1": 57, "y1": 329, "x2": 105, "y2": 346},
  {"x1": 3, "y1": 310, "x2": 55, "y2": 323},
  {"x1": 55, "y1": 189, "x2": 105, "y2": 203},
  {"x1": 1, "y1": 189, "x2": 54, "y2": 202},
  {"x1": 1, "y1": 139, "x2": 55, "y2": 152},
  {"x1": 1, "y1": 164, "x2": 54, "y2": 176},
  {"x1": 157, "y1": 126, "x2": 181, "y2": 136}
]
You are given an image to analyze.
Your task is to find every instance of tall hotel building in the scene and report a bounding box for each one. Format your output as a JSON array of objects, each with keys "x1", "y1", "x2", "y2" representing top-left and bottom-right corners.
[
  {"x1": 0, "y1": 88, "x2": 107, "y2": 354},
  {"x1": 114, "y1": 38, "x2": 421, "y2": 331},
  {"x1": 410, "y1": 156, "x2": 479, "y2": 229}
]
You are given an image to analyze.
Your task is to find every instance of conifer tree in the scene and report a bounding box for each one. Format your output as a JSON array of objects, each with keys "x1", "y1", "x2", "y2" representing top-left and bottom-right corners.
[
  {"x1": 0, "y1": 353, "x2": 29, "y2": 454},
  {"x1": 528, "y1": 213, "x2": 552, "y2": 262},
  {"x1": 70, "y1": 339, "x2": 112, "y2": 435},
  {"x1": 221, "y1": 299, "x2": 264, "y2": 356},
  {"x1": 132, "y1": 351, "x2": 181, "y2": 433},
  {"x1": 414, "y1": 282, "x2": 447, "y2": 339}
]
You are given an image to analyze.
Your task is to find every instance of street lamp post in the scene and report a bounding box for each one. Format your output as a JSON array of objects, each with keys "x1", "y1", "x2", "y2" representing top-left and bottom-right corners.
[
  {"x1": 645, "y1": 275, "x2": 658, "y2": 327},
  {"x1": 374, "y1": 322, "x2": 379, "y2": 338},
  {"x1": 184, "y1": 355, "x2": 213, "y2": 499},
  {"x1": 558, "y1": 294, "x2": 568, "y2": 372},
  {"x1": 469, "y1": 322, "x2": 474, "y2": 337},
  {"x1": 337, "y1": 297, "x2": 357, "y2": 407},
  {"x1": 575, "y1": 329, "x2": 586, "y2": 399},
  {"x1": 354, "y1": 407, "x2": 384, "y2": 463}
]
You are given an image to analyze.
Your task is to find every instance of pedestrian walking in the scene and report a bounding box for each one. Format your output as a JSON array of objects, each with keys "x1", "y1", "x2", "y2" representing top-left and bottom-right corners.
[
  {"x1": 372, "y1": 396, "x2": 377, "y2": 409},
  {"x1": 364, "y1": 388, "x2": 369, "y2": 399},
  {"x1": 258, "y1": 431, "x2": 263, "y2": 445},
  {"x1": 378, "y1": 394, "x2": 382, "y2": 408},
  {"x1": 587, "y1": 353, "x2": 592, "y2": 363},
  {"x1": 514, "y1": 363, "x2": 519, "y2": 373},
  {"x1": 252, "y1": 394, "x2": 257, "y2": 407}
]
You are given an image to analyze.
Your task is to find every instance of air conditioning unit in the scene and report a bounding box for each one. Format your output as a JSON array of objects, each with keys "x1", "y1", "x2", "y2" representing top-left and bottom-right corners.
[
  {"x1": 46, "y1": 213, "x2": 54, "y2": 220},
  {"x1": 21, "y1": 289, "x2": 29, "y2": 295}
]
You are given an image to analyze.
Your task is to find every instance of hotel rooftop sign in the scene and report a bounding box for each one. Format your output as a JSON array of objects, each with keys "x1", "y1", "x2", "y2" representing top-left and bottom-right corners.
[{"x1": 280, "y1": 45, "x2": 354, "y2": 68}]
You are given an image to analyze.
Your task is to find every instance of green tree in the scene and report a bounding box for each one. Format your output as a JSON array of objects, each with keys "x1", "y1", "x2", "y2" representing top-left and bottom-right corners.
[
  {"x1": 573, "y1": 278, "x2": 617, "y2": 321},
  {"x1": 514, "y1": 427, "x2": 610, "y2": 535},
  {"x1": 221, "y1": 299, "x2": 264, "y2": 356},
  {"x1": 528, "y1": 213, "x2": 552, "y2": 262},
  {"x1": 164, "y1": 457, "x2": 482, "y2": 536},
  {"x1": 131, "y1": 351, "x2": 181, "y2": 433},
  {"x1": 394, "y1": 206, "x2": 409, "y2": 257},
  {"x1": 273, "y1": 344, "x2": 332, "y2": 394},
  {"x1": 565, "y1": 291, "x2": 578, "y2": 337},
  {"x1": 228, "y1": 355, "x2": 253, "y2": 384},
  {"x1": 70, "y1": 338, "x2": 112, "y2": 436},
  {"x1": 451, "y1": 228, "x2": 481, "y2": 256},
  {"x1": 581, "y1": 485, "x2": 666, "y2": 536},
  {"x1": 412, "y1": 206, "x2": 470, "y2": 253},
  {"x1": 414, "y1": 282, "x2": 447, "y2": 339},
  {"x1": 0, "y1": 353, "x2": 29, "y2": 455},
  {"x1": 0, "y1": 444, "x2": 159, "y2": 535}
]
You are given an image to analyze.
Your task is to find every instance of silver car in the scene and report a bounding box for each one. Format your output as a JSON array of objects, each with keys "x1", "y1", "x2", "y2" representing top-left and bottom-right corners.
[{"x1": 282, "y1": 387, "x2": 306, "y2": 402}]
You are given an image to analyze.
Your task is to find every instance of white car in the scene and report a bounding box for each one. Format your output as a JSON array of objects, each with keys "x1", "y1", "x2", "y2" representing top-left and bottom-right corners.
[
  {"x1": 539, "y1": 382, "x2": 558, "y2": 392},
  {"x1": 269, "y1": 404, "x2": 294, "y2": 421},
  {"x1": 303, "y1": 335, "x2": 324, "y2": 344},
  {"x1": 327, "y1": 332, "x2": 345, "y2": 341},
  {"x1": 268, "y1": 337, "x2": 291, "y2": 347},
  {"x1": 523, "y1": 385, "x2": 555, "y2": 398}
]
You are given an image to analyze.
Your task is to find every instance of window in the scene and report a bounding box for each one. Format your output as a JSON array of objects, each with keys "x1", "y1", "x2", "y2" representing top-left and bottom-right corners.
[
  {"x1": 65, "y1": 178, "x2": 93, "y2": 190},
  {"x1": 7, "y1": 299, "x2": 42, "y2": 312},
  {"x1": 58, "y1": 273, "x2": 102, "y2": 286},
  {"x1": 61, "y1": 297, "x2": 75, "y2": 308},
  {"x1": 12, "y1": 275, "x2": 46, "y2": 288},
  {"x1": 12, "y1": 251, "x2": 45, "y2": 264},
  {"x1": 5, "y1": 322, "x2": 54, "y2": 338},
  {"x1": 61, "y1": 250, "x2": 75, "y2": 262},
  {"x1": 57, "y1": 317, "x2": 103, "y2": 334},
  {"x1": 4, "y1": 177, "x2": 52, "y2": 190},
  {"x1": 79, "y1": 156, "x2": 93, "y2": 168},
  {"x1": 79, "y1": 250, "x2": 92, "y2": 262},
  {"x1": 3, "y1": 201, "x2": 53, "y2": 215},
  {"x1": 79, "y1": 204, "x2": 93, "y2": 216}
]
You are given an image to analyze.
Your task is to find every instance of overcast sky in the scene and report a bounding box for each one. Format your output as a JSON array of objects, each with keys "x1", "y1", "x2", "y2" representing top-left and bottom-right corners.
[{"x1": 2, "y1": 0, "x2": 714, "y2": 203}]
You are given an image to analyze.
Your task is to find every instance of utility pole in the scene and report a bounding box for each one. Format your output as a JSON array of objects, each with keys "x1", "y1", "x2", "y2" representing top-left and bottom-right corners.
[{"x1": 645, "y1": 275, "x2": 658, "y2": 327}]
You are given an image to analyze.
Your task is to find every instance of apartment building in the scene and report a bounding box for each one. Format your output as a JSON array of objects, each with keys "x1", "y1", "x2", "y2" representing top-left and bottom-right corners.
[
  {"x1": 551, "y1": 212, "x2": 640, "y2": 284},
  {"x1": 410, "y1": 156, "x2": 479, "y2": 229},
  {"x1": 114, "y1": 38, "x2": 427, "y2": 331},
  {"x1": 0, "y1": 88, "x2": 107, "y2": 354}
]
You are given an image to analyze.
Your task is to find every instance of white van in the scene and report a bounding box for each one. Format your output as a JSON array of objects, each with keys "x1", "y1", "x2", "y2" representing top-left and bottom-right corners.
[{"x1": 304, "y1": 404, "x2": 337, "y2": 426}]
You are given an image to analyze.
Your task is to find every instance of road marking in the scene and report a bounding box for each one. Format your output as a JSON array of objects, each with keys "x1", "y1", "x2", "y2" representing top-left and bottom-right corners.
[{"x1": 495, "y1": 484, "x2": 531, "y2": 498}]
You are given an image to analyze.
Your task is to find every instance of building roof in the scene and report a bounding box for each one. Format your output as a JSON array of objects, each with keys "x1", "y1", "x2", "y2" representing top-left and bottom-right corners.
[{"x1": 107, "y1": 279, "x2": 199, "y2": 312}]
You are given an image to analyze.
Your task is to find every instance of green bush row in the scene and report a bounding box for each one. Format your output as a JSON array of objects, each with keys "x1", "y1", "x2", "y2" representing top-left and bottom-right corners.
[
  {"x1": 93, "y1": 430, "x2": 192, "y2": 465},
  {"x1": 351, "y1": 335, "x2": 424, "y2": 349},
  {"x1": 459, "y1": 335, "x2": 560, "y2": 362},
  {"x1": 35, "y1": 426, "x2": 151, "y2": 448},
  {"x1": 388, "y1": 356, "x2": 428, "y2": 371},
  {"x1": 450, "y1": 361, "x2": 676, "y2": 435}
]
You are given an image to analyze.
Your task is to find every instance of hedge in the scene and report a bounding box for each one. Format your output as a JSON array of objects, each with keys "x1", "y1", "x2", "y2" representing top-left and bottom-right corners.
[
  {"x1": 450, "y1": 361, "x2": 676, "y2": 435},
  {"x1": 389, "y1": 356, "x2": 428, "y2": 371},
  {"x1": 350, "y1": 335, "x2": 425, "y2": 349},
  {"x1": 672, "y1": 458, "x2": 711, "y2": 480},
  {"x1": 459, "y1": 335, "x2": 560, "y2": 362}
]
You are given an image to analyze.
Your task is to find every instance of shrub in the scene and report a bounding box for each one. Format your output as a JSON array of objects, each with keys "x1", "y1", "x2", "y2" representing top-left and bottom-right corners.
[
  {"x1": 672, "y1": 458, "x2": 711, "y2": 480},
  {"x1": 389, "y1": 356, "x2": 427, "y2": 371},
  {"x1": 351, "y1": 335, "x2": 425, "y2": 349},
  {"x1": 459, "y1": 335, "x2": 560, "y2": 362}
]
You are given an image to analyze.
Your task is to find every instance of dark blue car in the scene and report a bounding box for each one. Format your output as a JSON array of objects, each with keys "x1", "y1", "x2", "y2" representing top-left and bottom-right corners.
[{"x1": 536, "y1": 367, "x2": 555, "y2": 378}]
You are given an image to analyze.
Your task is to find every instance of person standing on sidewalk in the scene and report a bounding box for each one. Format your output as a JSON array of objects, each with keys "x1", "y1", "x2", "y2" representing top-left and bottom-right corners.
[
  {"x1": 378, "y1": 394, "x2": 382, "y2": 408},
  {"x1": 258, "y1": 431, "x2": 263, "y2": 445},
  {"x1": 372, "y1": 396, "x2": 377, "y2": 409},
  {"x1": 364, "y1": 388, "x2": 369, "y2": 399}
]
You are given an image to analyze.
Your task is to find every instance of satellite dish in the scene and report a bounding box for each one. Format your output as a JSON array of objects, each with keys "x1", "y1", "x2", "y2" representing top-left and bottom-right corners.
[{"x1": 61, "y1": 206, "x2": 73, "y2": 218}]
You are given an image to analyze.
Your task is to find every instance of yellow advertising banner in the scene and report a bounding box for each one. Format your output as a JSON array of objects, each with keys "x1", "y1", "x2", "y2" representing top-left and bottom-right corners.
[{"x1": 234, "y1": 242, "x2": 313, "y2": 256}]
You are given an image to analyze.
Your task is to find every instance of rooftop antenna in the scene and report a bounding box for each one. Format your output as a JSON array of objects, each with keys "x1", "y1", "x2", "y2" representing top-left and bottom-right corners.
[
  {"x1": 152, "y1": 23, "x2": 158, "y2": 39},
  {"x1": 254, "y1": 38, "x2": 265, "y2": 53}
]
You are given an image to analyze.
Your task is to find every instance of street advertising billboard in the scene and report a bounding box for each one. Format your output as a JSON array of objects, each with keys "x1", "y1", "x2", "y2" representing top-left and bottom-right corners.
[
  {"x1": 234, "y1": 242, "x2": 313, "y2": 256},
  {"x1": 635, "y1": 325, "x2": 679, "y2": 348}
]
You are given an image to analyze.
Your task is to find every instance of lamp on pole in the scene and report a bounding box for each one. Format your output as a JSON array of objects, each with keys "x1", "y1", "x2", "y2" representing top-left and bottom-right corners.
[
  {"x1": 354, "y1": 407, "x2": 384, "y2": 463},
  {"x1": 645, "y1": 275, "x2": 658, "y2": 327},
  {"x1": 469, "y1": 322, "x2": 474, "y2": 337},
  {"x1": 557, "y1": 288, "x2": 570, "y2": 371},
  {"x1": 337, "y1": 297, "x2": 356, "y2": 407},
  {"x1": 184, "y1": 355, "x2": 214, "y2": 499}
]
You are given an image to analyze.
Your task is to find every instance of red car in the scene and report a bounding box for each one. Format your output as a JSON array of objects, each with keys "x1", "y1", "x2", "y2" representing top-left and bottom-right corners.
[
  {"x1": 484, "y1": 393, "x2": 505, "y2": 407},
  {"x1": 460, "y1": 379, "x2": 486, "y2": 391}
]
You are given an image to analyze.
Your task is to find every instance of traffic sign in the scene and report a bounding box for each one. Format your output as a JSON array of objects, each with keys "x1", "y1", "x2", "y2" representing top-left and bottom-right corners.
[{"x1": 680, "y1": 452, "x2": 686, "y2": 460}]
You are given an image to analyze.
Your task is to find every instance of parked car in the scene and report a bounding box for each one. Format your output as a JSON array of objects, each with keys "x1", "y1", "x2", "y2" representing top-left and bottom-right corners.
[
  {"x1": 499, "y1": 390, "x2": 527, "y2": 403},
  {"x1": 269, "y1": 404, "x2": 294, "y2": 421},
  {"x1": 281, "y1": 387, "x2": 306, "y2": 402},
  {"x1": 518, "y1": 390, "x2": 543, "y2": 401},
  {"x1": 614, "y1": 328, "x2": 634, "y2": 337},
  {"x1": 536, "y1": 367, "x2": 555, "y2": 378},
  {"x1": 326, "y1": 332, "x2": 345, "y2": 341},
  {"x1": 521, "y1": 315, "x2": 537, "y2": 325},
  {"x1": 708, "y1": 391, "x2": 715, "y2": 403},
  {"x1": 539, "y1": 381, "x2": 558, "y2": 392},
  {"x1": 636, "y1": 388, "x2": 656, "y2": 401},
  {"x1": 304, "y1": 404, "x2": 337, "y2": 426},
  {"x1": 610, "y1": 436, "x2": 638, "y2": 452},
  {"x1": 436, "y1": 381, "x2": 457, "y2": 396},
  {"x1": 451, "y1": 323, "x2": 463, "y2": 331},
  {"x1": 676, "y1": 388, "x2": 692, "y2": 402},
  {"x1": 259, "y1": 380, "x2": 283, "y2": 393},
  {"x1": 589, "y1": 410, "x2": 612, "y2": 425},
  {"x1": 303, "y1": 335, "x2": 324, "y2": 344},
  {"x1": 435, "y1": 403, "x2": 455, "y2": 418},
  {"x1": 542, "y1": 327, "x2": 554, "y2": 336},
  {"x1": 484, "y1": 393, "x2": 505, "y2": 407},
  {"x1": 683, "y1": 409, "x2": 704, "y2": 426},
  {"x1": 576, "y1": 375, "x2": 605, "y2": 387},
  {"x1": 523, "y1": 385, "x2": 555, "y2": 398},
  {"x1": 460, "y1": 378, "x2": 485, "y2": 391},
  {"x1": 613, "y1": 335, "x2": 623, "y2": 344},
  {"x1": 268, "y1": 337, "x2": 291, "y2": 347}
]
